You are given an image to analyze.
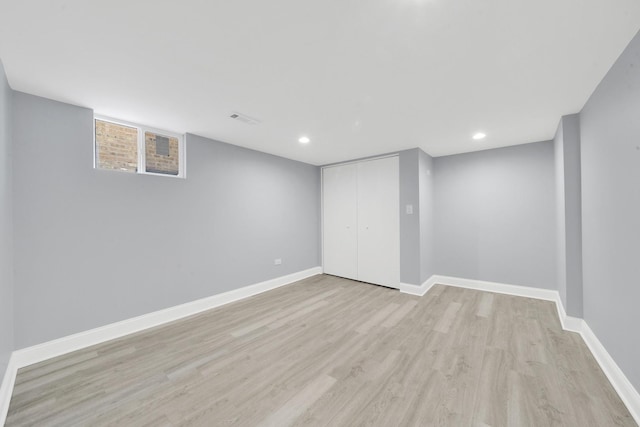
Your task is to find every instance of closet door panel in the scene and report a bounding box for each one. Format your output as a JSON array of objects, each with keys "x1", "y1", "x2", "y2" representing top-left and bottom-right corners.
[
  {"x1": 356, "y1": 157, "x2": 400, "y2": 288},
  {"x1": 322, "y1": 164, "x2": 358, "y2": 280}
]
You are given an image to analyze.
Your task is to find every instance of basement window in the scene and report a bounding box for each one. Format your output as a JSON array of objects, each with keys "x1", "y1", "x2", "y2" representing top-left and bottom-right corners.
[{"x1": 94, "y1": 116, "x2": 186, "y2": 178}]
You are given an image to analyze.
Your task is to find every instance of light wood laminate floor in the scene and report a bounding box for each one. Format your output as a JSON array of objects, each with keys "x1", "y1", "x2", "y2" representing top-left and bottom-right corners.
[{"x1": 6, "y1": 274, "x2": 636, "y2": 426}]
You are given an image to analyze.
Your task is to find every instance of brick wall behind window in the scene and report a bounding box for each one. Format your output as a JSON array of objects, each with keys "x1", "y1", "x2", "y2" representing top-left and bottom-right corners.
[
  {"x1": 95, "y1": 120, "x2": 138, "y2": 172},
  {"x1": 145, "y1": 132, "x2": 179, "y2": 175}
]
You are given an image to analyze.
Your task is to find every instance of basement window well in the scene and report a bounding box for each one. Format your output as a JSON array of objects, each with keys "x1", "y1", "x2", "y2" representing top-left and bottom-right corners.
[{"x1": 94, "y1": 116, "x2": 186, "y2": 178}]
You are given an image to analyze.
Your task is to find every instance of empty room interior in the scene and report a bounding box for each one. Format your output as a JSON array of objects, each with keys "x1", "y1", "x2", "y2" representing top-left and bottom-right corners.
[{"x1": 1, "y1": 1, "x2": 640, "y2": 426}]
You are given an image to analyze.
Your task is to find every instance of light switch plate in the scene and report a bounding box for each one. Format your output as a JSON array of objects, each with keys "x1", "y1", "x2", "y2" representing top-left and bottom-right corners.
[{"x1": 406, "y1": 204, "x2": 414, "y2": 215}]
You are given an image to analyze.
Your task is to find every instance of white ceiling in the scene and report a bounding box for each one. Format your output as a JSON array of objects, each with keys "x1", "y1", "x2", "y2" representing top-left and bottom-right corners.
[{"x1": 1, "y1": 0, "x2": 639, "y2": 165}]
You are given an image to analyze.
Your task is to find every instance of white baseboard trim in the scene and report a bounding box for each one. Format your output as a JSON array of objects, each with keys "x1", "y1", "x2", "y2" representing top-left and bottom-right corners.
[
  {"x1": 425, "y1": 274, "x2": 639, "y2": 425},
  {"x1": 0, "y1": 354, "x2": 18, "y2": 426},
  {"x1": 580, "y1": 322, "x2": 640, "y2": 424},
  {"x1": 2, "y1": 270, "x2": 638, "y2": 426},
  {"x1": 432, "y1": 274, "x2": 584, "y2": 333},
  {"x1": 406, "y1": 275, "x2": 588, "y2": 333},
  {"x1": 429, "y1": 274, "x2": 586, "y2": 333},
  {"x1": 0, "y1": 266, "x2": 322, "y2": 426},
  {"x1": 552, "y1": 292, "x2": 585, "y2": 333},
  {"x1": 12, "y1": 266, "x2": 322, "y2": 368},
  {"x1": 431, "y1": 274, "x2": 559, "y2": 302},
  {"x1": 399, "y1": 276, "x2": 438, "y2": 296}
]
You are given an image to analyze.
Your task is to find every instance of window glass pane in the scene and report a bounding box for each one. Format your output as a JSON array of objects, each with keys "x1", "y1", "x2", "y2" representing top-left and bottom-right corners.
[
  {"x1": 95, "y1": 119, "x2": 138, "y2": 172},
  {"x1": 145, "y1": 131, "x2": 179, "y2": 175}
]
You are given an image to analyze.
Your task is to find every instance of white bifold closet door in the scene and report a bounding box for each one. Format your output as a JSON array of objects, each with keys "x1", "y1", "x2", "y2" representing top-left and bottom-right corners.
[
  {"x1": 322, "y1": 156, "x2": 400, "y2": 288},
  {"x1": 356, "y1": 157, "x2": 400, "y2": 287},
  {"x1": 322, "y1": 163, "x2": 359, "y2": 280}
]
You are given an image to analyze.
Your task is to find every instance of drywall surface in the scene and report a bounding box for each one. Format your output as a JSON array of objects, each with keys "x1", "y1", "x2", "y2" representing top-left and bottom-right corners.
[
  {"x1": 555, "y1": 114, "x2": 583, "y2": 317},
  {"x1": 434, "y1": 141, "x2": 556, "y2": 289},
  {"x1": 12, "y1": 93, "x2": 320, "y2": 348},
  {"x1": 399, "y1": 149, "x2": 421, "y2": 285},
  {"x1": 580, "y1": 29, "x2": 640, "y2": 391},
  {"x1": 0, "y1": 60, "x2": 13, "y2": 384},
  {"x1": 554, "y1": 119, "x2": 567, "y2": 307},
  {"x1": 418, "y1": 150, "x2": 435, "y2": 283}
]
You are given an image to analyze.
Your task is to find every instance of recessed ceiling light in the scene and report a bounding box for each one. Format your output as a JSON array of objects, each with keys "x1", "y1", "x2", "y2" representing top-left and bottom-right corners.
[
  {"x1": 472, "y1": 132, "x2": 486, "y2": 140},
  {"x1": 298, "y1": 136, "x2": 311, "y2": 144}
]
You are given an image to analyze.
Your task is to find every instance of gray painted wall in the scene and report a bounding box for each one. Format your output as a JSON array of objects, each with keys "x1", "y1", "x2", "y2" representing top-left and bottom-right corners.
[
  {"x1": 399, "y1": 149, "x2": 421, "y2": 285},
  {"x1": 580, "y1": 29, "x2": 640, "y2": 391},
  {"x1": 0, "y1": 61, "x2": 13, "y2": 385},
  {"x1": 561, "y1": 115, "x2": 583, "y2": 317},
  {"x1": 398, "y1": 148, "x2": 436, "y2": 286},
  {"x1": 434, "y1": 142, "x2": 557, "y2": 289},
  {"x1": 554, "y1": 120, "x2": 567, "y2": 306},
  {"x1": 554, "y1": 114, "x2": 583, "y2": 317},
  {"x1": 418, "y1": 150, "x2": 435, "y2": 283},
  {"x1": 12, "y1": 92, "x2": 320, "y2": 348}
]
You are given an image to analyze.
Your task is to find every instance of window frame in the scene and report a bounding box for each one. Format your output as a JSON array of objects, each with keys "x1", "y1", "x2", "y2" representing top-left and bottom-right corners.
[{"x1": 93, "y1": 115, "x2": 186, "y2": 179}]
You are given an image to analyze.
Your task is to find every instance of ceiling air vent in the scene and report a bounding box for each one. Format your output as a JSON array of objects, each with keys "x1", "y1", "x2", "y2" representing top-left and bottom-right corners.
[{"x1": 229, "y1": 111, "x2": 261, "y2": 125}]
